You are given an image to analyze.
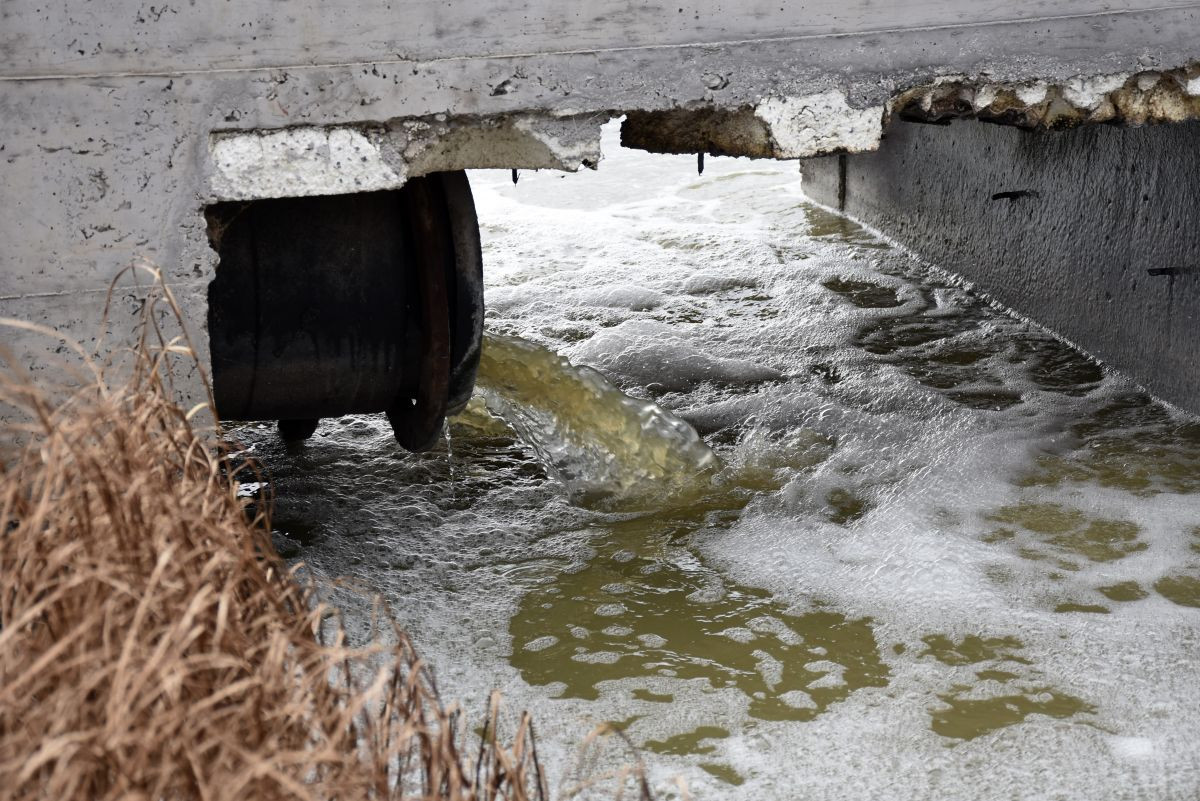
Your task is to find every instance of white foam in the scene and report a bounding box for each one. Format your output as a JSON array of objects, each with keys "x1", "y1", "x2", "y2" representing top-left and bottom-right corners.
[
  {"x1": 570, "y1": 319, "x2": 784, "y2": 393},
  {"x1": 253, "y1": 120, "x2": 1200, "y2": 800},
  {"x1": 462, "y1": 126, "x2": 1200, "y2": 797}
]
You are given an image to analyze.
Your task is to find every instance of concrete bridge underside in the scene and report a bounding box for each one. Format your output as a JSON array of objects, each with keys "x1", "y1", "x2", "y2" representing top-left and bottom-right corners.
[{"x1": 1, "y1": 1, "x2": 1198, "y2": 414}]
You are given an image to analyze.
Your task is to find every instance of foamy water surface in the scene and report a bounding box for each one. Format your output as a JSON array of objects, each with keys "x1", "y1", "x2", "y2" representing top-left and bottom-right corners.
[{"x1": 239, "y1": 122, "x2": 1200, "y2": 799}]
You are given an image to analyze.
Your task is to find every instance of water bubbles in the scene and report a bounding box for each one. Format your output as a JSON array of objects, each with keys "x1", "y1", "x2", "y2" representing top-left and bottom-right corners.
[
  {"x1": 238, "y1": 119, "x2": 1200, "y2": 800},
  {"x1": 523, "y1": 635, "x2": 559, "y2": 652}
]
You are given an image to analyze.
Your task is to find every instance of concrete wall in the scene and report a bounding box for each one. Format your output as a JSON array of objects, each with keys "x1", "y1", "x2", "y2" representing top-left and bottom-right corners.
[
  {"x1": 801, "y1": 118, "x2": 1200, "y2": 412},
  {"x1": 2, "y1": 1, "x2": 1199, "y2": 406}
]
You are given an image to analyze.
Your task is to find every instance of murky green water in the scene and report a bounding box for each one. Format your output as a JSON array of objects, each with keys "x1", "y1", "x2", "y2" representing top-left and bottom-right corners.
[{"x1": 238, "y1": 123, "x2": 1200, "y2": 799}]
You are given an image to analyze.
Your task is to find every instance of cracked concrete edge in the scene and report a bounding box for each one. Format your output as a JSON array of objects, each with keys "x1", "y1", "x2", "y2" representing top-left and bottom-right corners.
[
  {"x1": 891, "y1": 61, "x2": 1200, "y2": 129},
  {"x1": 210, "y1": 126, "x2": 405, "y2": 201},
  {"x1": 626, "y1": 61, "x2": 1200, "y2": 159},
  {"x1": 209, "y1": 112, "x2": 607, "y2": 201},
  {"x1": 208, "y1": 60, "x2": 1200, "y2": 201}
]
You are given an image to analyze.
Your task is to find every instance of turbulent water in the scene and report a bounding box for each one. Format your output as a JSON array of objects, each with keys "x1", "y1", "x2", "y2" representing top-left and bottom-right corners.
[
  {"x1": 239, "y1": 122, "x2": 1200, "y2": 799},
  {"x1": 472, "y1": 333, "x2": 717, "y2": 506}
]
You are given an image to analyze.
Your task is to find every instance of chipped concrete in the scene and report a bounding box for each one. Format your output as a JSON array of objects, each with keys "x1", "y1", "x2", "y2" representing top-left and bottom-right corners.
[
  {"x1": 211, "y1": 113, "x2": 604, "y2": 201},
  {"x1": 211, "y1": 127, "x2": 405, "y2": 201},
  {"x1": 622, "y1": 90, "x2": 883, "y2": 159},
  {"x1": 891, "y1": 64, "x2": 1200, "y2": 129},
  {"x1": 196, "y1": 60, "x2": 1200, "y2": 203},
  {"x1": 625, "y1": 64, "x2": 1200, "y2": 159},
  {"x1": 621, "y1": 107, "x2": 774, "y2": 159},
  {"x1": 754, "y1": 92, "x2": 884, "y2": 158}
]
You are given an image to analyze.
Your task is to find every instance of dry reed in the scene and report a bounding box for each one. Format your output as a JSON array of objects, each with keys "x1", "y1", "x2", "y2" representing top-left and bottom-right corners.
[{"x1": 0, "y1": 270, "x2": 554, "y2": 801}]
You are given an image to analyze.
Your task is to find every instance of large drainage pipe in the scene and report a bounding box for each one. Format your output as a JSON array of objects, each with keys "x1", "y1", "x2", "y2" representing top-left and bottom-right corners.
[
  {"x1": 800, "y1": 118, "x2": 1200, "y2": 413},
  {"x1": 204, "y1": 171, "x2": 483, "y2": 450}
]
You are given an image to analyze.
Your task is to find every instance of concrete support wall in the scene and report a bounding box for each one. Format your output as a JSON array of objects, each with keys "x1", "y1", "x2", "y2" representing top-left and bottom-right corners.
[{"x1": 801, "y1": 119, "x2": 1200, "y2": 412}]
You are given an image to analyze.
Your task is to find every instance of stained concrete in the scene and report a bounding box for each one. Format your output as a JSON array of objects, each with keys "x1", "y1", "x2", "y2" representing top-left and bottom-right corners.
[
  {"x1": 801, "y1": 118, "x2": 1200, "y2": 412},
  {"x1": 2, "y1": 1, "x2": 1200, "y2": 409}
]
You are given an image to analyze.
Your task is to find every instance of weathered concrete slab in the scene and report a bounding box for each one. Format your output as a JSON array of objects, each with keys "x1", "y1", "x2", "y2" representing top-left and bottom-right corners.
[
  {"x1": 7, "y1": 1, "x2": 1199, "y2": 77},
  {"x1": 2, "y1": 1, "x2": 1199, "y2": 402},
  {"x1": 801, "y1": 118, "x2": 1200, "y2": 412}
]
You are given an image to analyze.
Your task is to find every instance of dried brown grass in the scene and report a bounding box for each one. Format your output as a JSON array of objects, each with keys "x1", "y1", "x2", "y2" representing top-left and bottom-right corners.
[{"x1": 0, "y1": 271, "x2": 555, "y2": 801}]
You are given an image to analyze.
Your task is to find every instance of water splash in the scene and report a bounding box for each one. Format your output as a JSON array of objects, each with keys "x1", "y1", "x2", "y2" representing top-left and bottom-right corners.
[
  {"x1": 442, "y1": 419, "x2": 457, "y2": 500},
  {"x1": 471, "y1": 333, "x2": 718, "y2": 507}
]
